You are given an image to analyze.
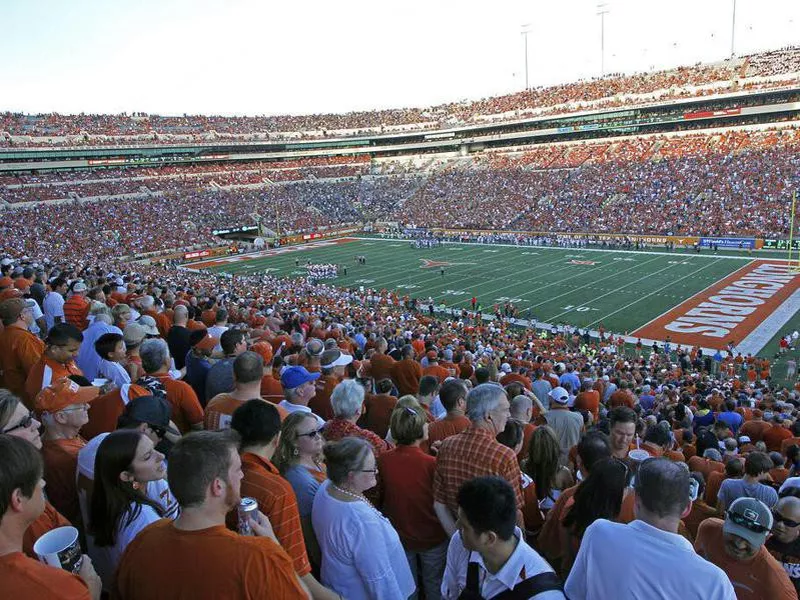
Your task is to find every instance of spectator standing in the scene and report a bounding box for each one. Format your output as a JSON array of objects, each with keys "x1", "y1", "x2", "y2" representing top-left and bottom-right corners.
[
  {"x1": 88, "y1": 430, "x2": 170, "y2": 590},
  {"x1": 695, "y1": 497, "x2": 795, "y2": 600},
  {"x1": 565, "y1": 458, "x2": 735, "y2": 599},
  {"x1": 36, "y1": 378, "x2": 95, "y2": 524},
  {"x1": 166, "y1": 305, "x2": 192, "y2": 371},
  {"x1": 0, "y1": 435, "x2": 101, "y2": 600},
  {"x1": 378, "y1": 402, "x2": 448, "y2": 600},
  {"x1": 433, "y1": 383, "x2": 524, "y2": 535},
  {"x1": 114, "y1": 430, "x2": 310, "y2": 598},
  {"x1": 138, "y1": 339, "x2": 203, "y2": 434},
  {"x1": 392, "y1": 344, "x2": 423, "y2": 397},
  {"x1": 205, "y1": 351, "x2": 272, "y2": 430},
  {"x1": 43, "y1": 277, "x2": 67, "y2": 333},
  {"x1": 0, "y1": 298, "x2": 45, "y2": 403},
  {"x1": 767, "y1": 496, "x2": 800, "y2": 595},
  {"x1": 717, "y1": 452, "x2": 779, "y2": 510},
  {"x1": 544, "y1": 387, "x2": 583, "y2": 467},
  {"x1": 608, "y1": 406, "x2": 638, "y2": 461},
  {"x1": 427, "y1": 379, "x2": 470, "y2": 449},
  {"x1": 440, "y1": 476, "x2": 564, "y2": 599},
  {"x1": 75, "y1": 308, "x2": 121, "y2": 382},
  {"x1": 312, "y1": 437, "x2": 415, "y2": 600},
  {"x1": 322, "y1": 380, "x2": 391, "y2": 456},
  {"x1": 230, "y1": 400, "x2": 337, "y2": 600},
  {"x1": 63, "y1": 282, "x2": 90, "y2": 331},
  {"x1": 183, "y1": 330, "x2": 217, "y2": 405},
  {"x1": 275, "y1": 412, "x2": 327, "y2": 571},
  {"x1": 279, "y1": 366, "x2": 325, "y2": 428},
  {"x1": 204, "y1": 328, "x2": 248, "y2": 404}
]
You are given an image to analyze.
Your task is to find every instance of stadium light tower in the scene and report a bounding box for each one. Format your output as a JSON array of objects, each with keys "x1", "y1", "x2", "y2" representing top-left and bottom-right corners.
[
  {"x1": 521, "y1": 24, "x2": 532, "y2": 89},
  {"x1": 730, "y1": 0, "x2": 737, "y2": 57},
  {"x1": 596, "y1": 3, "x2": 610, "y2": 76}
]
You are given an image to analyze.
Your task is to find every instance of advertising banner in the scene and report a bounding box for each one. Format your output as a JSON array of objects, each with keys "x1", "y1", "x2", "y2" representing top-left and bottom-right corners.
[{"x1": 699, "y1": 237, "x2": 755, "y2": 249}]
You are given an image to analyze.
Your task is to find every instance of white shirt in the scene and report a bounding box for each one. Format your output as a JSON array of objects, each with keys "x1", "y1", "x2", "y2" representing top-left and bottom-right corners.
[
  {"x1": 441, "y1": 527, "x2": 564, "y2": 600},
  {"x1": 278, "y1": 400, "x2": 325, "y2": 428},
  {"x1": 97, "y1": 359, "x2": 131, "y2": 388},
  {"x1": 564, "y1": 519, "x2": 735, "y2": 600},
  {"x1": 312, "y1": 480, "x2": 414, "y2": 600},
  {"x1": 207, "y1": 324, "x2": 228, "y2": 353},
  {"x1": 43, "y1": 291, "x2": 65, "y2": 332}
]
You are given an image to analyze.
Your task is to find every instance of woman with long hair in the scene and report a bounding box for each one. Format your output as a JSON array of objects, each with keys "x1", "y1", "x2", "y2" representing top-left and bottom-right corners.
[
  {"x1": 274, "y1": 411, "x2": 327, "y2": 571},
  {"x1": 89, "y1": 429, "x2": 168, "y2": 589},
  {"x1": 520, "y1": 425, "x2": 574, "y2": 535},
  {"x1": 560, "y1": 457, "x2": 632, "y2": 575}
]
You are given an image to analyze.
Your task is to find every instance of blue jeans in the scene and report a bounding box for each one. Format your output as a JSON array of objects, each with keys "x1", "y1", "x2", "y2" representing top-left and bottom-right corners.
[{"x1": 405, "y1": 541, "x2": 448, "y2": 600}]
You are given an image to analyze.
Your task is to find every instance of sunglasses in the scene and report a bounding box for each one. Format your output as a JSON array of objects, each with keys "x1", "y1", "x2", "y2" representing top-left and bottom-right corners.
[
  {"x1": 2, "y1": 411, "x2": 35, "y2": 433},
  {"x1": 773, "y1": 512, "x2": 800, "y2": 528},
  {"x1": 727, "y1": 511, "x2": 771, "y2": 534}
]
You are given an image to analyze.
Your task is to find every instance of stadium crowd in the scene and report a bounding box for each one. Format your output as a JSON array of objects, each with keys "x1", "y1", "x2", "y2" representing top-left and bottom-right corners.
[
  {"x1": 0, "y1": 232, "x2": 800, "y2": 598},
  {"x1": 2, "y1": 47, "x2": 799, "y2": 147}
]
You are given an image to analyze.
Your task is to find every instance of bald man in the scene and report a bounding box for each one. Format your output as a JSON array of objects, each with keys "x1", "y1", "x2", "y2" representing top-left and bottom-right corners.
[{"x1": 767, "y1": 495, "x2": 800, "y2": 595}]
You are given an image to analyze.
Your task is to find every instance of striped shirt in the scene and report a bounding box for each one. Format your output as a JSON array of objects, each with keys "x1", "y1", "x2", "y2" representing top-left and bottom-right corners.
[{"x1": 234, "y1": 453, "x2": 311, "y2": 577}]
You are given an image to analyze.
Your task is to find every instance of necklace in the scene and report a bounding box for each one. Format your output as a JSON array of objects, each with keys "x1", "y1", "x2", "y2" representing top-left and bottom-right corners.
[{"x1": 330, "y1": 483, "x2": 383, "y2": 517}]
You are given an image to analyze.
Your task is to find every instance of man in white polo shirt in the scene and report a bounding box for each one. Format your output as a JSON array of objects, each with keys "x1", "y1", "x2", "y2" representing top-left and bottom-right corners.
[
  {"x1": 278, "y1": 366, "x2": 324, "y2": 428},
  {"x1": 565, "y1": 458, "x2": 735, "y2": 599},
  {"x1": 441, "y1": 476, "x2": 564, "y2": 599}
]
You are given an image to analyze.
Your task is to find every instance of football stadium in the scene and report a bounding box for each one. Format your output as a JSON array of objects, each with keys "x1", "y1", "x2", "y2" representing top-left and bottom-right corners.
[{"x1": 2, "y1": 2, "x2": 800, "y2": 598}]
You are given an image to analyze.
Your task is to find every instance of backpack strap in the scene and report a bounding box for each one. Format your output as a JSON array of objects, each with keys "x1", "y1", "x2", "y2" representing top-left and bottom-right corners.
[{"x1": 488, "y1": 571, "x2": 564, "y2": 600}]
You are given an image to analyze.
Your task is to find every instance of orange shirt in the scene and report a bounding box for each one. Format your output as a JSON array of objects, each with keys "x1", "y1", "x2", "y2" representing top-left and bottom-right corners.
[
  {"x1": 309, "y1": 375, "x2": 338, "y2": 422},
  {"x1": 152, "y1": 374, "x2": 204, "y2": 434},
  {"x1": 574, "y1": 390, "x2": 600, "y2": 420},
  {"x1": 682, "y1": 500, "x2": 718, "y2": 541},
  {"x1": 63, "y1": 295, "x2": 90, "y2": 330},
  {"x1": 391, "y1": 359, "x2": 423, "y2": 397},
  {"x1": 231, "y1": 453, "x2": 311, "y2": 576},
  {"x1": 427, "y1": 414, "x2": 471, "y2": 450},
  {"x1": 41, "y1": 437, "x2": 86, "y2": 525},
  {"x1": 369, "y1": 353, "x2": 395, "y2": 382},
  {"x1": 695, "y1": 518, "x2": 796, "y2": 600},
  {"x1": 764, "y1": 426, "x2": 794, "y2": 453},
  {"x1": 536, "y1": 484, "x2": 578, "y2": 564},
  {"x1": 0, "y1": 552, "x2": 89, "y2": 599},
  {"x1": 705, "y1": 471, "x2": 728, "y2": 507},
  {"x1": 740, "y1": 420, "x2": 772, "y2": 443},
  {"x1": 687, "y1": 456, "x2": 725, "y2": 482},
  {"x1": 25, "y1": 356, "x2": 85, "y2": 408},
  {"x1": 114, "y1": 520, "x2": 306, "y2": 599},
  {"x1": 260, "y1": 374, "x2": 284, "y2": 401},
  {"x1": 0, "y1": 325, "x2": 45, "y2": 404},
  {"x1": 422, "y1": 364, "x2": 450, "y2": 384},
  {"x1": 22, "y1": 501, "x2": 71, "y2": 558},
  {"x1": 361, "y1": 393, "x2": 398, "y2": 439},
  {"x1": 80, "y1": 383, "x2": 149, "y2": 441},
  {"x1": 205, "y1": 394, "x2": 288, "y2": 430}
]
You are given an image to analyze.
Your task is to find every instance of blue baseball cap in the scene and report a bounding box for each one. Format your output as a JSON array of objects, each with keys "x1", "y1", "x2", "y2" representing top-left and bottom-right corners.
[{"x1": 280, "y1": 366, "x2": 320, "y2": 390}]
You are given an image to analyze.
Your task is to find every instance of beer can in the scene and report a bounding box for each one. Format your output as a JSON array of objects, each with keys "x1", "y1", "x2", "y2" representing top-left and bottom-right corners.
[{"x1": 238, "y1": 497, "x2": 258, "y2": 536}]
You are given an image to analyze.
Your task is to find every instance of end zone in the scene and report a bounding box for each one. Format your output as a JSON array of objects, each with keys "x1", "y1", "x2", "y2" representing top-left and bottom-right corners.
[
  {"x1": 632, "y1": 260, "x2": 800, "y2": 351},
  {"x1": 181, "y1": 237, "x2": 359, "y2": 270}
]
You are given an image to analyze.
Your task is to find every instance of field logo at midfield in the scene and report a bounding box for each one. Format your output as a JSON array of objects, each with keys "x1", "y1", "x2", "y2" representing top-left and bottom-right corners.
[
  {"x1": 632, "y1": 261, "x2": 800, "y2": 350},
  {"x1": 419, "y1": 259, "x2": 476, "y2": 269},
  {"x1": 570, "y1": 260, "x2": 597, "y2": 265}
]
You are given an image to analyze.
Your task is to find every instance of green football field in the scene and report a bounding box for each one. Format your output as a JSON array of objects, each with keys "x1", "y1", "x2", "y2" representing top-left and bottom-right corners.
[
  {"x1": 200, "y1": 237, "x2": 800, "y2": 367},
  {"x1": 205, "y1": 238, "x2": 751, "y2": 331}
]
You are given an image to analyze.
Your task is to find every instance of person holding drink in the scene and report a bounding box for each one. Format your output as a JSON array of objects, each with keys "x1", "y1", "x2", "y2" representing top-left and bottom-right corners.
[{"x1": 114, "y1": 430, "x2": 310, "y2": 599}]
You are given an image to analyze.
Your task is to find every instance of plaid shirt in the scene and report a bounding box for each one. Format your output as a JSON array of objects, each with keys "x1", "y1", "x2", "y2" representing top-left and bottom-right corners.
[
  {"x1": 322, "y1": 417, "x2": 392, "y2": 457},
  {"x1": 433, "y1": 425, "x2": 524, "y2": 514}
]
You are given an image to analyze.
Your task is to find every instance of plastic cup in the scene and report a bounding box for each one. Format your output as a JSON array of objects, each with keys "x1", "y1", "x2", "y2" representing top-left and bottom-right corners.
[
  {"x1": 33, "y1": 526, "x2": 83, "y2": 573},
  {"x1": 628, "y1": 449, "x2": 650, "y2": 463}
]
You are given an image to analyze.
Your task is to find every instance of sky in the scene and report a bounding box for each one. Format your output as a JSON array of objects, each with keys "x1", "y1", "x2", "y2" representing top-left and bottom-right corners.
[{"x1": 1, "y1": 0, "x2": 799, "y2": 117}]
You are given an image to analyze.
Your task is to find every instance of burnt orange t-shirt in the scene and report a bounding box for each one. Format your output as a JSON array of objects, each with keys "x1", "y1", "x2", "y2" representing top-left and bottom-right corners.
[
  {"x1": 695, "y1": 518, "x2": 796, "y2": 600},
  {"x1": 22, "y1": 502, "x2": 71, "y2": 558},
  {"x1": 0, "y1": 552, "x2": 89, "y2": 599},
  {"x1": 0, "y1": 326, "x2": 45, "y2": 404},
  {"x1": 205, "y1": 394, "x2": 288, "y2": 430},
  {"x1": 153, "y1": 374, "x2": 204, "y2": 434},
  {"x1": 41, "y1": 437, "x2": 85, "y2": 524},
  {"x1": 427, "y1": 415, "x2": 471, "y2": 450},
  {"x1": 114, "y1": 520, "x2": 306, "y2": 599}
]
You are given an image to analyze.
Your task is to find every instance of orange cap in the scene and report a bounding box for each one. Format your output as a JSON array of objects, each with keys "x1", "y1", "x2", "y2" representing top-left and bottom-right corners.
[
  {"x1": 35, "y1": 378, "x2": 98, "y2": 413},
  {"x1": 250, "y1": 341, "x2": 274, "y2": 364},
  {"x1": 0, "y1": 277, "x2": 13, "y2": 288}
]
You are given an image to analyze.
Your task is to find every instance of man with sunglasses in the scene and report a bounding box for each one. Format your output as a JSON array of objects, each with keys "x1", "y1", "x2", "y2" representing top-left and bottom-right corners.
[
  {"x1": 767, "y1": 496, "x2": 800, "y2": 595},
  {"x1": 695, "y1": 497, "x2": 796, "y2": 599}
]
